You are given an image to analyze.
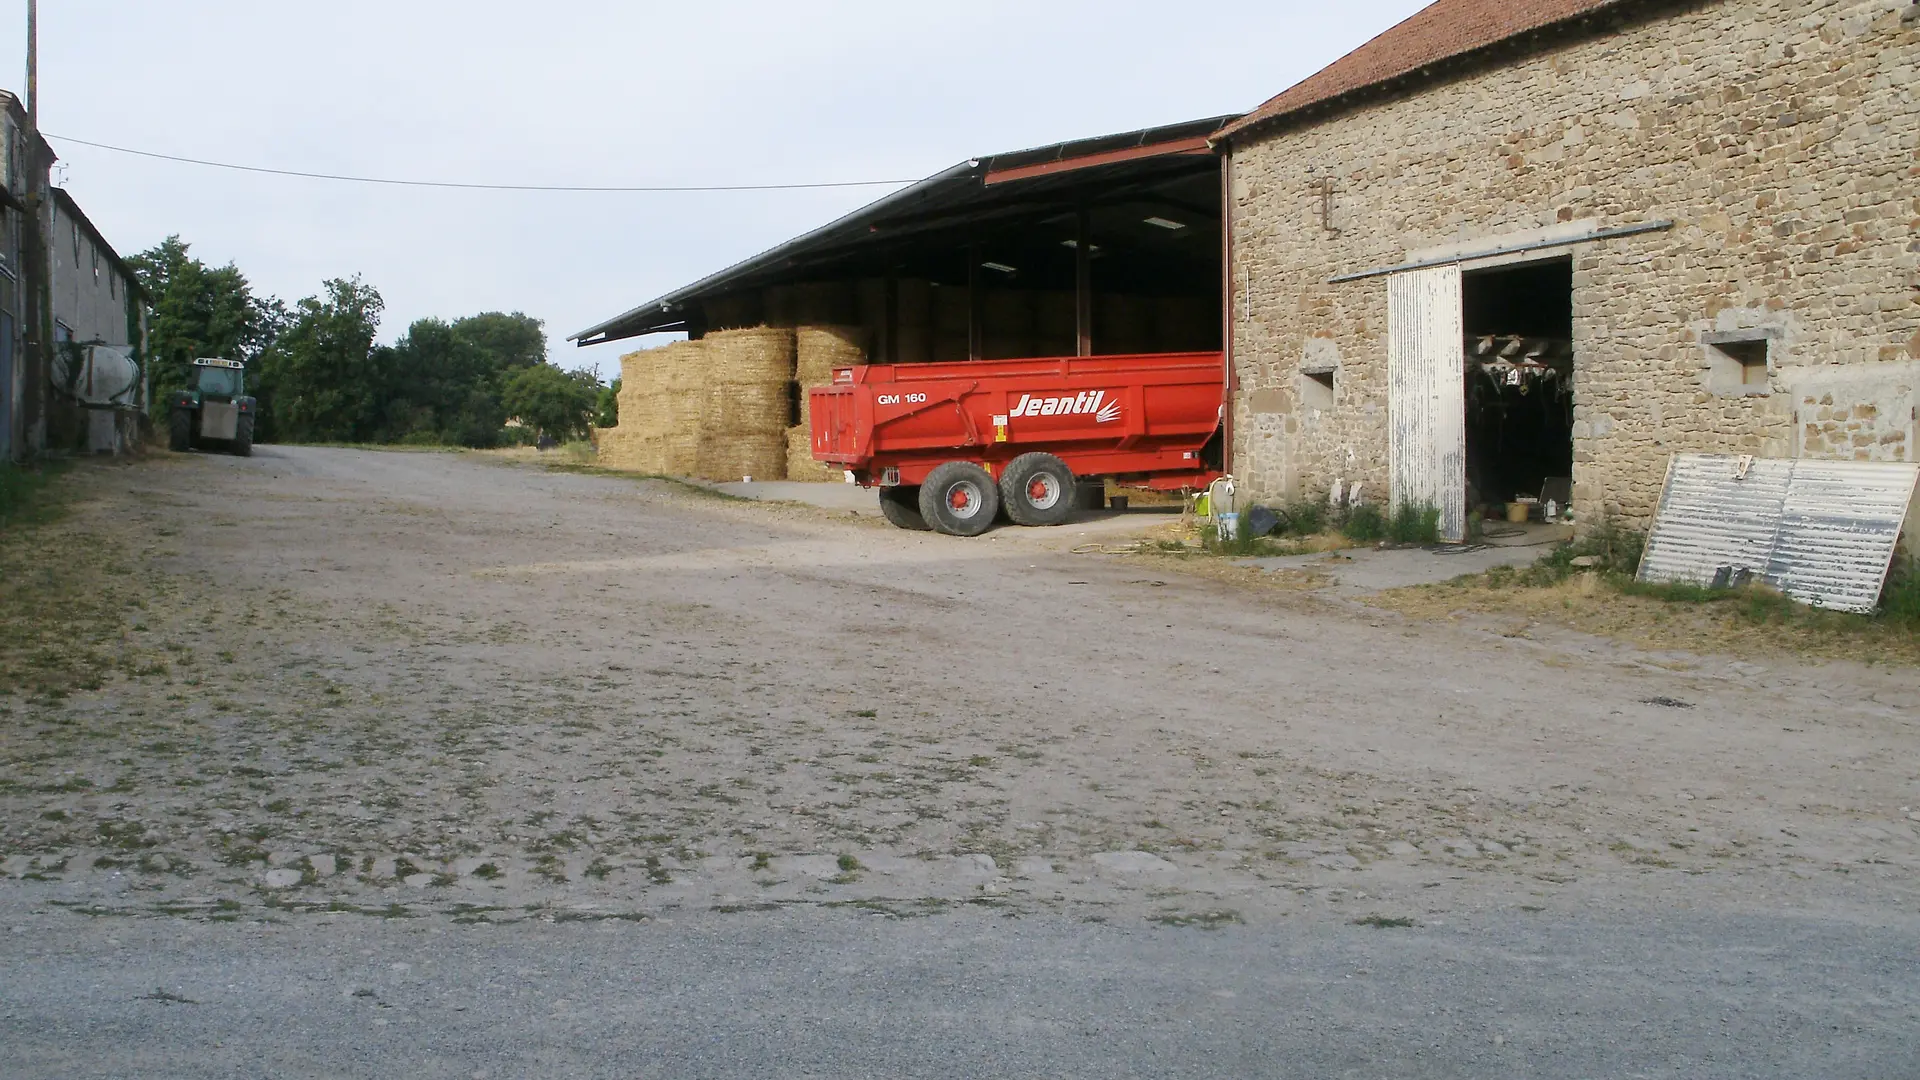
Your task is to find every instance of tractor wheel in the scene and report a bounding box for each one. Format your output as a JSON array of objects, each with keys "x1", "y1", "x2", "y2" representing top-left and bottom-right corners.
[
  {"x1": 232, "y1": 414, "x2": 254, "y2": 457},
  {"x1": 999, "y1": 452, "x2": 1076, "y2": 527},
  {"x1": 878, "y1": 486, "x2": 930, "y2": 531},
  {"x1": 169, "y1": 409, "x2": 192, "y2": 452},
  {"x1": 917, "y1": 461, "x2": 999, "y2": 537}
]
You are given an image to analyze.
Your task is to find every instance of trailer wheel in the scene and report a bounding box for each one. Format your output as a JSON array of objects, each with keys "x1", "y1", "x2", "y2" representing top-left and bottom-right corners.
[
  {"x1": 999, "y1": 453, "x2": 1076, "y2": 527},
  {"x1": 878, "y1": 486, "x2": 930, "y2": 531},
  {"x1": 918, "y1": 462, "x2": 1000, "y2": 537}
]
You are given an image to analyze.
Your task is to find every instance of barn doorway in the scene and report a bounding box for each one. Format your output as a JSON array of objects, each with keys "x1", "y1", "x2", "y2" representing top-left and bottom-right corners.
[{"x1": 1461, "y1": 257, "x2": 1574, "y2": 521}]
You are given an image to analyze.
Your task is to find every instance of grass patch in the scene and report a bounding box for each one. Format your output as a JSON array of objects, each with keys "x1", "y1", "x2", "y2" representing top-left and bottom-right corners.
[
  {"x1": 1351, "y1": 914, "x2": 1417, "y2": 928},
  {"x1": 1150, "y1": 909, "x2": 1243, "y2": 930},
  {"x1": 0, "y1": 460, "x2": 71, "y2": 531},
  {"x1": 1375, "y1": 521, "x2": 1920, "y2": 663},
  {"x1": 0, "y1": 462, "x2": 173, "y2": 698}
]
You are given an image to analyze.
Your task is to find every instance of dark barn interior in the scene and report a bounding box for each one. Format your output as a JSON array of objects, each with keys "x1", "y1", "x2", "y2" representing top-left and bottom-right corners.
[
  {"x1": 1461, "y1": 257, "x2": 1575, "y2": 510},
  {"x1": 573, "y1": 118, "x2": 1230, "y2": 364}
]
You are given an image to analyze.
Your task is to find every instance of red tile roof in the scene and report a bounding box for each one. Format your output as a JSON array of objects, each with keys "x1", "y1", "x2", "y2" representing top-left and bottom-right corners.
[{"x1": 1217, "y1": 0, "x2": 1636, "y2": 141}]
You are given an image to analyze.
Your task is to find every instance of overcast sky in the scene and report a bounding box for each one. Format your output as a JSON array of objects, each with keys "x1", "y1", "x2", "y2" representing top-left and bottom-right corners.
[{"x1": 2, "y1": 0, "x2": 1427, "y2": 376}]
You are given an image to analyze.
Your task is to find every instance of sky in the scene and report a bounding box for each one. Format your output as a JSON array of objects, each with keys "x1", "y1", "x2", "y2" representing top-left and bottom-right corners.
[{"x1": 1, "y1": 0, "x2": 1429, "y2": 377}]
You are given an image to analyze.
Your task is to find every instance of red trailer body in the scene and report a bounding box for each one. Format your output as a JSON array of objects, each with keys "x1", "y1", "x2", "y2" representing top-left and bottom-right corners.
[
  {"x1": 809, "y1": 351, "x2": 1223, "y2": 534},
  {"x1": 811, "y1": 351, "x2": 1224, "y2": 488}
]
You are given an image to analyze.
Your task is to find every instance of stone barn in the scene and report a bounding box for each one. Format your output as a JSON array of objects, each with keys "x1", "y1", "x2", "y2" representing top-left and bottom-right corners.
[{"x1": 1216, "y1": 0, "x2": 1920, "y2": 539}]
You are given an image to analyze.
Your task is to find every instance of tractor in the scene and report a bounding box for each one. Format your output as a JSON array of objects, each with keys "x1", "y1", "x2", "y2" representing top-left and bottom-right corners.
[{"x1": 169, "y1": 357, "x2": 256, "y2": 456}]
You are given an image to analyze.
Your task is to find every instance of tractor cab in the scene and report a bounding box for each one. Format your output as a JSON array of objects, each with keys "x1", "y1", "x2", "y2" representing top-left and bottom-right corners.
[
  {"x1": 191, "y1": 359, "x2": 246, "y2": 400},
  {"x1": 169, "y1": 358, "x2": 256, "y2": 456}
]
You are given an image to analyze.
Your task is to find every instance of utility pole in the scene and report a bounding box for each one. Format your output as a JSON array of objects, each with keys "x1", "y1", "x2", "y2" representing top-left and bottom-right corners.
[
  {"x1": 25, "y1": 0, "x2": 35, "y2": 127},
  {"x1": 18, "y1": 0, "x2": 52, "y2": 455}
]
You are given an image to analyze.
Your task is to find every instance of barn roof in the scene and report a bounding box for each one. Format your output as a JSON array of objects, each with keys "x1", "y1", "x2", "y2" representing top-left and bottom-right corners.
[{"x1": 1215, "y1": 0, "x2": 1655, "y2": 143}]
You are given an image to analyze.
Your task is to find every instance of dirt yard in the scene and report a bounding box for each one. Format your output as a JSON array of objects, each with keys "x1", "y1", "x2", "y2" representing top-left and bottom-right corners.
[{"x1": 2, "y1": 447, "x2": 1917, "y2": 927}]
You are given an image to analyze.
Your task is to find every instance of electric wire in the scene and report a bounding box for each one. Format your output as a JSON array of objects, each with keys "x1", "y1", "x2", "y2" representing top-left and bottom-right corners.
[{"x1": 44, "y1": 133, "x2": 917, "y2": 193}]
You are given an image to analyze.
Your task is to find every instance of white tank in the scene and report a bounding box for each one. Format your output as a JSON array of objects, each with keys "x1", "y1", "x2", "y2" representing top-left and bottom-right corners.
[{"x1": 54, "y1": 345, "x2": 140, "y2": 406}]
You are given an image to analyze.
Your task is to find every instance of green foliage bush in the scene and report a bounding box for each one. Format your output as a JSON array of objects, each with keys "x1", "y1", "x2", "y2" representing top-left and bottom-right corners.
[
  {"x1": 1388, "y1": 504, "x2": 1442, "y2": 545},
  {"x1": 1274, "y1": 500, "x2": 1324, "y2": 537},
  {"x1": 595, "y1": 378, "x2": 621, "y2": 429},
  {"x1": 503, "y1": 364, "x2": 602, "y2": 444},
  {"x1": 1882, "y1": 558, "x2": 1920, "y2": 629},
  {"x1": 1341, "y1": 504, "x2": 1386, "y2": 542}
]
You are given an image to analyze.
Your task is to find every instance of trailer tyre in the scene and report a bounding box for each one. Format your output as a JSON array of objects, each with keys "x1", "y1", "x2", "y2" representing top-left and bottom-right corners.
[
  {"x1": 878, "y1": 486, "x2": 930, "y2": 531},
  {"x1": 999, "y1": 453, "x2": 1077, "y2": 527},
  {"x1": 169, "y1": 409, "x2": 193, "y2": 452},
  {"x1": 918, "y1": 462, "x2": 1000, "y2": 537}
]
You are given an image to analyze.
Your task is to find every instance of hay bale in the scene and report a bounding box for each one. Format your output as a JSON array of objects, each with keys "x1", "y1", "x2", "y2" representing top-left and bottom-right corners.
[
  {"x1": 609, "y1": 329, "x2": 799, "y2": 481},
  {"x1": 786, "y1": 424, "x2": 838, "y2": 482},
  {"x1": 796, "y1": 325, "x2": 865, "y2": 386},
  {"x1": 703, "y1": 327, "x2": 794, "y2": 385},
  {"x1": 697, "y1": 432, "x2": 787, "y2": 482},
  {"x1": 702, "y1": 380, "x2": 789, "y2": 435},
  {"x1": 785, "y1": 325, "x2": 864, "y2": 482},
  {"x1": 691, "y1": 328, "x2": 791, "y2": 480},
  {"x1": 604, "y1": 339, "x2": 710, "y2": 475},
  {"x1": 593, "y1": 427, "x2": 662, "y2": 474}
]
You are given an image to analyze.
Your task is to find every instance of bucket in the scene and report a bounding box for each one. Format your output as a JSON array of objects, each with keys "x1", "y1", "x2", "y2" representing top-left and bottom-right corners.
[
  {"x1": 1506, "y1": 501, "x2": 1529, "y2": 523},
  {"x1": 1216, "y1": 511, "x2": 1240, "y2": 539}
]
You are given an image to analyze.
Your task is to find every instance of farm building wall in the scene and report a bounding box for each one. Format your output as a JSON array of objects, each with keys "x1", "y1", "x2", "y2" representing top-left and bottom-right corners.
[
  {"x1": 50, "y1": 195, "x2": 141, "y2": 357},
  {"x1": 1226, "y1": 0, "x2": 1920, "y2": 530}
]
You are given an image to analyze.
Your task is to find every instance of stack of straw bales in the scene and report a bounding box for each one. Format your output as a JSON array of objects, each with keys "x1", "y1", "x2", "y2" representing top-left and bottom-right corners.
[
  {"x1": 597, "y1": 339, "x2": 708, "y2": 475},
  {"x1": 787, "y1": 325, "x2": 866, "y2": 482},
  {"x1": 594, "y1": 322, "x2": 867, "y2": 483},
  {"x1": 696, "y1": 327, "x2": 792, "y2": 481}
]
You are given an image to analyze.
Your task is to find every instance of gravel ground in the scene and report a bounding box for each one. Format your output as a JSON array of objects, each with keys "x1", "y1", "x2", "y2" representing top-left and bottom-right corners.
[
  {"x1": 5, "y1": 446, "x2": 1919, "y2": 1075},
  {"x1": 3, "y1": 904, "x2": 1916, "y2": 1079},
  {"x1": 3, "y1": 445, "x2": 1917, "y2": 926}
]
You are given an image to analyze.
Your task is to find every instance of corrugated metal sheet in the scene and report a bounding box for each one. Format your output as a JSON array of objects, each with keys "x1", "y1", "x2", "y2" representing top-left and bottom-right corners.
[
  {"x1": 1387, "y1": 266, "x2": 1467, "y2": 541},
  {"x1": 1638, "y1": 454, "x2": 1919, "y2": 613}
]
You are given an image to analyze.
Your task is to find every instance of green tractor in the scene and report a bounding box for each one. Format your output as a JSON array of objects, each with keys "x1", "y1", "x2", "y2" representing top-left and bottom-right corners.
[{"x1": 169, "y1": 357, "x2": 256, "y2": 456}]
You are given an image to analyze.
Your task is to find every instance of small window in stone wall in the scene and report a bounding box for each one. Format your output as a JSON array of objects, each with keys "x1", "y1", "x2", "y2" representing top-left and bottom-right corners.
[
  {"x1": 1299, "y1": 369, "x2": 1335, "y2": 413},
  {"x1": 1703, "y1": 331, "x2": 1776, "y2": 396}
]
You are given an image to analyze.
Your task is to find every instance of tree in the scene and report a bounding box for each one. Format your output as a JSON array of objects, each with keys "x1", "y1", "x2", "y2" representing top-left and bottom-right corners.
[
  {"x1": 374, "y1": 312, "x2": 551, "y2": 447},
  {"x1": 501, "y1": 363, "x2": 601, "y2": 443},
  {"x1": 595, "y1": 377, "x2": 620, "y2": 429},
  {"x1": 126, "y1": 236, "x2": 286, "y2": 404},
  {"x1": 452, "y1": 312, "x2": 546, "y2": 376},
  {"x1": 383, "y1": 317, "x2": 499, "y2": 446},
  {"x1": 253, "y1": 277, "x2": 385, "y2": 443}
]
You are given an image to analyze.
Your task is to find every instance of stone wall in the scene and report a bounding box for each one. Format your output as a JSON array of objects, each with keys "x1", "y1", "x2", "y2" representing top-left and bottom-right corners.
[{"x1": 1226, "y1": 0, "x2": 1920, "y2": 529}]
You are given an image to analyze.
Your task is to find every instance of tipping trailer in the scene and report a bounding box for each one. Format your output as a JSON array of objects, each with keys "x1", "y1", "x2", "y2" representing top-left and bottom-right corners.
[{"x1": 809, "y1": 351, "x2": 1225, "y2": 535}]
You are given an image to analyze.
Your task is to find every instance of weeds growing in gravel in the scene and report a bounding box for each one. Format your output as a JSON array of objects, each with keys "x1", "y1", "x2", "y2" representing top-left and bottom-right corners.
[{"x1": 0, "y1": 460, "x2": 69, "y2": 532}]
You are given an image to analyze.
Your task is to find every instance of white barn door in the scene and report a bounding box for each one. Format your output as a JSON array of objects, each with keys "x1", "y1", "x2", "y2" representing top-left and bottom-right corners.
[{"x1": 1387, "y1": 266, "x2": 1467, "y2": 542}]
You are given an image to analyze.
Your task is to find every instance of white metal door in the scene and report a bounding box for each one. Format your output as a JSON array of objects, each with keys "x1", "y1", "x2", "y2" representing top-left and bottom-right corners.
[{"x1": 1387, "y1": 266, "x2": 1466, "y2": 541}]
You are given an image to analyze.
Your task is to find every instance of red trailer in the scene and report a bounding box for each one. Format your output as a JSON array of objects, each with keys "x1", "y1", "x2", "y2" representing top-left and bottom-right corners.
[{"x1": 809, "y1": 351, "x2": 1225, "y2": 535}]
